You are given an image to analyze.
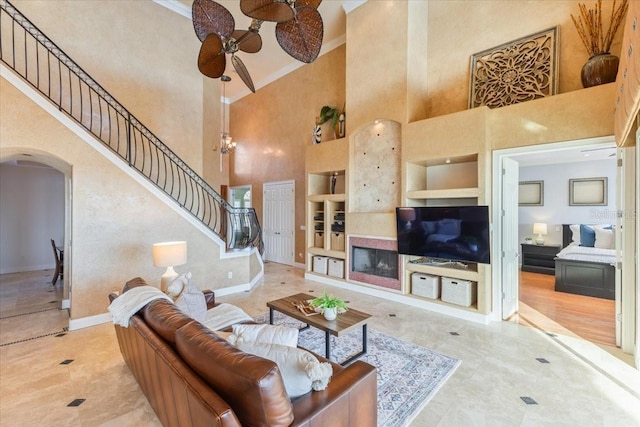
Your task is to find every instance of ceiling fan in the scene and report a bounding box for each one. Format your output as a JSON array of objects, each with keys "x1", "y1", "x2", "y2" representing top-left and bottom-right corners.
[
  {"x1": 193, "y1": 0, "x2": 263, "y2": 92},
  {"x1": 241, "y1": 0, "x2": 324, "y2": 63},
  {"x1": 192, "y1": 0, "x2": 324, "y2": 93}
]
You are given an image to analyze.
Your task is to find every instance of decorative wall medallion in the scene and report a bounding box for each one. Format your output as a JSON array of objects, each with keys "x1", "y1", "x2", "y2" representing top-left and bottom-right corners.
[{"x1": 469, "y1": 26, "x2": 558, "y2": 109}]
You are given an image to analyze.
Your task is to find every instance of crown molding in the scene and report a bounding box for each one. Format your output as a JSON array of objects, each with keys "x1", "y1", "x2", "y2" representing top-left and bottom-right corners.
[
  {"x1": 342, "y1": 0, "x2": 367, "y2": 14},
  {"x1": 153, "y1": 0, "x2": 191, "y2": 18}
]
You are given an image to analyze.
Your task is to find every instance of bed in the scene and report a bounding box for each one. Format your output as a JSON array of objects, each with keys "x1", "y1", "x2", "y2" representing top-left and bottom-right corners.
[{"x1": 554, "y1": 224, "x2": 615, "y2": 300}]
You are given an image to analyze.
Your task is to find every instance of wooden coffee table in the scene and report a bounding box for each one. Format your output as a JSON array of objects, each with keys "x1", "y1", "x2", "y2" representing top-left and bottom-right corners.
[{"x1": 266, "y1": 293, "x2": 371, "y2": 366}]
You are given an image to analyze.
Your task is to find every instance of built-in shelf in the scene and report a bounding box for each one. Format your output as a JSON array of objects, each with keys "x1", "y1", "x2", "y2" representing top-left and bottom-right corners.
[
  {"x1": 405, "y1": 187, "x2": 479, "y2": 200},
  {"x1": 308, "y1": 170, "x2": 345, "y2": 196},
  {"x1": 404, "y1": 262, "x2": 479, "y2": 282},
  {"x1": 307, "y1": 166, "x2": 347, "y2": 278},
  {"x1": 401, "y1": 152, "x2": 489, "y2": 315},
  {"x1": 308, "y1": 193, "x2": 345, "y2": 203},
  {"x1": 308, "y1": 247, "x2": 346, "y2": 260}
]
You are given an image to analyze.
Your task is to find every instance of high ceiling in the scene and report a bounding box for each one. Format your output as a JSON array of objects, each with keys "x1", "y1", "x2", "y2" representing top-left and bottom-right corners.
[{"x1": 157, "y1": 0, "x2": 355, "y2": 103}]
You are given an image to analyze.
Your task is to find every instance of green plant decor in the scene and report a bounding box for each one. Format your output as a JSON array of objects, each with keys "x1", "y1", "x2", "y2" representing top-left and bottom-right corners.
[
  {"x1": 318, "y1": 105, "x2": 344, "y2": 130},
  {"x1": 310, "y1": 290, "x2": 348, "y2": 314}
]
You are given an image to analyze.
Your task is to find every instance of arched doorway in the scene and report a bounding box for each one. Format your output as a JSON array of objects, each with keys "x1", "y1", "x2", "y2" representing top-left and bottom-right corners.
[{"x1": 0, "y1": 151, "x2": 72, "y2": 337}]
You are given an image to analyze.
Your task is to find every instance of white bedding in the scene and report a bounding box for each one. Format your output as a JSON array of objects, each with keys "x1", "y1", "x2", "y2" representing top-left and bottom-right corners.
[{"x1": 556, "y1": 243, "x2": 616, "y2": 265}]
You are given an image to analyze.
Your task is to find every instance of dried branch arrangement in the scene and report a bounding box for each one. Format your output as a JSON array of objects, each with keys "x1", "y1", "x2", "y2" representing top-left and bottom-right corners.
[{"x1": 571, "y1": 0, "x2": 628, "y2": 57}]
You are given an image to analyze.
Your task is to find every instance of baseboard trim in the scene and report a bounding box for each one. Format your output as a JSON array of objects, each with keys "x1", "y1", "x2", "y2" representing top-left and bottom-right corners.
[
  {"x1": 69, "y1": 312, "x2": 112, "y2": 331},
  {"x1": 0, "y1": 264, "x2": 54, "y2": 275}
]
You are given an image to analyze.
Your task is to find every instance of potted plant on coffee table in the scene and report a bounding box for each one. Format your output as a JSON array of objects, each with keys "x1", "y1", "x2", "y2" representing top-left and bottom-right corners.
[{"x1": 310, "y1": 290, "x2": 348, "y2": 320}]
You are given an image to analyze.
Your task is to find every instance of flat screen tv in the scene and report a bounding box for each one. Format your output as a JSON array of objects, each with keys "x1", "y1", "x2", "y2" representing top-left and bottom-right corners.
[{"x1": 395, "y1": 206, "x2": 491, "y2": 264}]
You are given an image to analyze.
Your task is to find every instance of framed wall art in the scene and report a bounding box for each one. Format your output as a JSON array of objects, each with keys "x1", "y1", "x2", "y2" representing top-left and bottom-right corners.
[
  {"x1": 519, "y1": 181, "x2": 544, "y2": 206},
  {"x1": 569, "y1": 177, "x2": 608, "y2": 206},
  {"x1": 469, "y1": 26, "x2": 558, "y2": 109}
]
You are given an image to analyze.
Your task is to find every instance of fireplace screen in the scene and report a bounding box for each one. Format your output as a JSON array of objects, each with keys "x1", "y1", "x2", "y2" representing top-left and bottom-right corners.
[{"x1": 351, "y1": 246, "x2": 398, "y2": 279}]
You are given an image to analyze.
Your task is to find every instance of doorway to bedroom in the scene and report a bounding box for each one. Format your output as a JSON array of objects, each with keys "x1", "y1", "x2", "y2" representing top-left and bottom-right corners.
[{"x1": 495, "y1": 137, "x2": 620, "y2": 349}]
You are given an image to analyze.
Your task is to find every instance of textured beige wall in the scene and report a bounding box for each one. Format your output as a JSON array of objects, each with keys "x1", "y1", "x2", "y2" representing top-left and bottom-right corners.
[
  {"x1": 346, "y1": 1, "x2": 414, "y2": 129},
  {"x1": 229, "y1": 1, "x2": 624, "y2": 264},
  {"x1": 343, "y1": 0, "x2": 624, "y2": 122},
  {"x1": 488, "y1": 84, "x2": 617, "y2": 148},
  {"x1": 203, "y1": 68, "x2": 226, "y2": 189},
  {"x1": 230, "y1": 46, "x2": 346, "y2": 265},
  {"x1": 10, "y1": 0, "x2": 210, "y2": 175},
  {"x1": 425, "y1": 0, "x2": 624, "y2": 118},
  {"x1": 1, "y1": 78, "x2": 253, "y2": 320}
]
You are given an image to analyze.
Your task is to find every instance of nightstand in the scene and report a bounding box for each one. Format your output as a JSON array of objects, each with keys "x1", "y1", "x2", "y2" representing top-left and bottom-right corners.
[{"x1": 520, "y1": 243, "x2": 561, "y2": 275}]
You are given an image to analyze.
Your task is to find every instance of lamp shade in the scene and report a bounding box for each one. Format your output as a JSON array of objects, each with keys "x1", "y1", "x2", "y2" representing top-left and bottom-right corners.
[
  {"x1": 152, "y1": 241, "x2": 187, "y2": 267},
  {"x1": 532, "y1": 223, "x2": 547, "y2": 235}
]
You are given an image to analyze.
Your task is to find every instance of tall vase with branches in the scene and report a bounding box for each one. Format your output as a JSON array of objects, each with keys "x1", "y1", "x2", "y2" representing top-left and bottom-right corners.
[{"x1": 571, "y1": 0, "x2": 629, "y2": 87}]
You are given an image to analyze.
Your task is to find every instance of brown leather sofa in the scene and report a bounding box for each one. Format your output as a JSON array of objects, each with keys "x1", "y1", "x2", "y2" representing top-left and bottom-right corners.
[{"x1": 109, "y1": 278, "x2": 377, "y2": 427}]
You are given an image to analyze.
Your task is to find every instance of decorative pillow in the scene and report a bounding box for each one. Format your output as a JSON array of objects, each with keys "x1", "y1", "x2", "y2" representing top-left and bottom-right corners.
[
  {"x1": 166, "y1": 272, "x2": 190, "y2": 299},
  {"x1": 229, "y1": 324, "x2": 299, "y2": 347},
  {"x1": 212, "y1": 330, "x2": 233, "y2": 341},
  {"x1": 235, "y1": 341, "x2": 333, "y2": 398},
  {"x1": 175, "y1": 321, "x2": 294, "y2": 427},
  {"x1": 174, "y1": 274, "x2": 207, "y2": 322},
  {"x1": 569, "y1": 224, "x2": 581, "y2": 245},
  {"x1": 594, "y1": 228, "x2": 614, "y2": 249},
  {"x1": 594, "y1": 225, "x2": 615, "y2": 249},
  {"x1": 202, "y1": 303, "x2": 253, "y2": 331},
  {"x1": 579, "y1": 224, "x2": 596, "y2": 247}
]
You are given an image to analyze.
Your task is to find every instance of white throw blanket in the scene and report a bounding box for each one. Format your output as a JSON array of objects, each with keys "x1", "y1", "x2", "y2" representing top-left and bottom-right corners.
[
  {"x1": 108, "y1": 285, "x2": 172, "y2": 327},
  {"x1": 203, "y1": 303, "x2": 253, "y2": 331}
]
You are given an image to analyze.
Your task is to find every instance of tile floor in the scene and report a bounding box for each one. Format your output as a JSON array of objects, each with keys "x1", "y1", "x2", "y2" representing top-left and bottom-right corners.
[{"x1": 1, "y1": 264, "x2": 639, "y2": 426}]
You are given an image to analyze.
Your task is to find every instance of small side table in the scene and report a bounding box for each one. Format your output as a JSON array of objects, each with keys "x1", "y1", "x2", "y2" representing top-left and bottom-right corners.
[{"x1": 521, "y1": 243, "x2": 561, "y2": 275}]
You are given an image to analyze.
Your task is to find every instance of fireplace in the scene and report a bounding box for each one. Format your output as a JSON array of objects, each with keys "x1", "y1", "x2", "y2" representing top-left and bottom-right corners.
[{"x1": 349, "y1": 237, "x2": 400, "y2": 290}]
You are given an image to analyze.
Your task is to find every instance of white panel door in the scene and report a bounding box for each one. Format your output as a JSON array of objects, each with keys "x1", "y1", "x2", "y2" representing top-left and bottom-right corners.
[
  {"x1": 263, "y1": 181, "x2": 294, "y2": 265},
  {"x1": 501, "y1": 157, "x2": 520, "y2": 319}
]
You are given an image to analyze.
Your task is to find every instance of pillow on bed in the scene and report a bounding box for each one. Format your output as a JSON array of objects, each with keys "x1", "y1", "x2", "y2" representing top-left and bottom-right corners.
[
  {"x1": 579, "y1": 224, "x2": 596, "y2": 247},
  {"x1": 569, "y1": 224, "x2": 581, "y2": 245},
  {"x1": 594, "y1": 225, "x2": 615, "y2": 249}
]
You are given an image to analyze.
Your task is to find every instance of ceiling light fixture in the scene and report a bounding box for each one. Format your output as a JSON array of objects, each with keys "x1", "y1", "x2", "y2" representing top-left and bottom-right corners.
[{"x1": 220, "y1": 75, "x2": 236, "y2": 155}]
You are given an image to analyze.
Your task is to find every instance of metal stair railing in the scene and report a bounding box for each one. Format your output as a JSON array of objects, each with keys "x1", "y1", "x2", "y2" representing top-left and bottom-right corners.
[{"x1": 0, "y1": 0, "x2": 263, "y2": 254}]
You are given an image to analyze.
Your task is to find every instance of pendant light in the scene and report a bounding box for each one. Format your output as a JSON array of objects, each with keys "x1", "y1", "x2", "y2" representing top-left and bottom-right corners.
[{"x1": 220, "y1": 75, "x2": 236, "y2": 155}]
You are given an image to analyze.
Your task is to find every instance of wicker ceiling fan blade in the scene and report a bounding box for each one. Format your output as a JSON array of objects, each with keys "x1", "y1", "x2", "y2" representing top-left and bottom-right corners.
[
  {"x1": 275, "y1": 6, "x2": 323, "y2": 63},
  {"x1": 198, "y1": 33, "x2": 227, "y2": 78},
  {"x1": 240, "y1": 0, "x2": 294, "y2": 23},
  {"x1": 231, "y1": 54, "x2": 256, "y2": 93},
  {"x1": 295, "y1": 0, "x2": 322, "y2": 8},
  {"x1": 192, "y1": 0, "x2": 235, "y2": 42},
  {"x1": 232, "y1": 30, "x2": 263, "y2": 54}
]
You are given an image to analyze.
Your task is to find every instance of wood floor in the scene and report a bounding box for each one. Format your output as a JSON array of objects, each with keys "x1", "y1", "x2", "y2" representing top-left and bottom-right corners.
[{"x1": 518, "y1": 270, "x2": 616, "y2": 346}]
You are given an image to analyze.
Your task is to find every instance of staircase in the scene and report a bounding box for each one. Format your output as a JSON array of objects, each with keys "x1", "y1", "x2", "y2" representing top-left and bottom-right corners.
[{"x1": 0, "y1": 0, "x2": 263, "y2": 254}]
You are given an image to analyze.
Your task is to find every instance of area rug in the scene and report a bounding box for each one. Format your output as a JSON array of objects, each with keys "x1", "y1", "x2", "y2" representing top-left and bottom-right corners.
[{"x1": 254, "y1": 312, "x2": 461, "y2": 427}]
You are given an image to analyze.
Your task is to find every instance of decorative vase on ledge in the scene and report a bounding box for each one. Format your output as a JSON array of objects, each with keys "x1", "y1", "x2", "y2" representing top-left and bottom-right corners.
[{"x1": 581, "y1": 52, "x2": 619, "y2": 88}]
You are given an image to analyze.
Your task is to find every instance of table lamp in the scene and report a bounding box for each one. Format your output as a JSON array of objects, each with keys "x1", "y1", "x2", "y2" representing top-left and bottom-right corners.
[
  {"x1": 533, "y1": 223, "x2": 547, "y2": 245},
  {"x1": 152, "y1": 241, "x2": 187, "y2": 292}
]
